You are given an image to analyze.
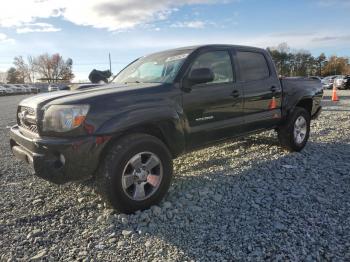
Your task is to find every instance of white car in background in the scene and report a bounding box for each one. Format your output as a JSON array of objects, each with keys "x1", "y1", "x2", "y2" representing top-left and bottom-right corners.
[
  {"x1": 9, "y1": 84, "x2": 22, "y2": 94},
  {"x1": 0, "y1": 86, "x2": 6, "y2": 95},
  {"x1": 321, "y1": 75, "x2": 339, "y2": 90},
  {"x1": 333, "y1": 75, "x2": 347, "y2": 90},
  {"x1": 13, "y1": 84, "x2": 26, "y2": 94},
  {"x1": 2, "y1": 84, "x2": 16, "y2": 94},
  {"x1": 24, "y1": 84, "x2": 40, "y2": 93},
  {"x1": 48, "y1": 84, "x2": 59, "y2": 92},
  {"x1": 21, "y1": 84, "x2": 32, "y2": 93}
]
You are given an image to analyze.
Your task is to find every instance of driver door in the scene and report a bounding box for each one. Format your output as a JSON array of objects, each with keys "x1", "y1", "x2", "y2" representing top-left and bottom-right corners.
[{"x1": 182, "y1": 49, "x2": 244, "y2": 148}]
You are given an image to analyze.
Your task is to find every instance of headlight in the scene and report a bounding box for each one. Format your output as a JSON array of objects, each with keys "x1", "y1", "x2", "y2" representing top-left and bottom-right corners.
[{"x1": 42, "y1": 105, "x2": 89, "y2": 132}]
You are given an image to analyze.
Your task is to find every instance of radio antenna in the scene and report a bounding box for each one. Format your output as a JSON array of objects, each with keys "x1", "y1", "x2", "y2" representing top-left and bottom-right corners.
[{"x1": 109, "y1": 52, "x2": 112, "y2": 73}]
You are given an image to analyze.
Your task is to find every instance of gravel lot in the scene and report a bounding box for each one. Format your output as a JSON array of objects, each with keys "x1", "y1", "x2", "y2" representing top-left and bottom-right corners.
[{"x1": 1, "y1": 91, "x2": 350, "y2": 261}]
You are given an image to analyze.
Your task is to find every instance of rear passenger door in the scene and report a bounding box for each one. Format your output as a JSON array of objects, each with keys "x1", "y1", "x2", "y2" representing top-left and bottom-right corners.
[{"x1": 233, "y1": 49, "x2": 282, "y2": 131}]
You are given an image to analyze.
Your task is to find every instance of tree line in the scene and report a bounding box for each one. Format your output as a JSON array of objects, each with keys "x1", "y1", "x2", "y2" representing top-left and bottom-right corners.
[
  {"x1": 6, "y1": 53, "x2": 74, "y2": 84},
  {"x1": 267, "y1": 43, "x2": 350, "y2": 77}
]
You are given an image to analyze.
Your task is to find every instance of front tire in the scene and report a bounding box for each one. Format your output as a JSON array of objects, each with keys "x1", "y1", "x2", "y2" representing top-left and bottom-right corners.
[
  {"x1": 96, "y1": 133, "x2": 173, "y2": 213},
  {"x1": 277, "y1": 107, "x2": 311, "y2": 152}
]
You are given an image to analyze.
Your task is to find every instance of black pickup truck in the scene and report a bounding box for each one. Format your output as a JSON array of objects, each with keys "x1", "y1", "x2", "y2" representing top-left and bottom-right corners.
[{"x1": 10, "y1": 45, "x2": 323, "y2": 213}]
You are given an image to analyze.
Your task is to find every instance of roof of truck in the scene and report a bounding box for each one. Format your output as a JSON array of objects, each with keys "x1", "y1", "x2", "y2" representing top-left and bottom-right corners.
[{"x1": 159, "y1": 44, "x2": 266, "y2": 53}]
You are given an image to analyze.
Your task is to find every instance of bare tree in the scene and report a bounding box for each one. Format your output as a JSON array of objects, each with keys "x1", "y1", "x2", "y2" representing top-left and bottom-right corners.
[
  {"x1": 27, "y1": 56, "x2": 37, "y2": 83},
  {"x1": 34, "y1": 53, "x2": 52, "y2": 83},
  {"x1": 0, "y1": 71, "x2": 8, "y2": 83},
  {"x1": 13, "y1": 56, "x2": 30, "y2": 82},
  {"x1": 34, "y1": 53, "x2": 74, "y2": 83}
]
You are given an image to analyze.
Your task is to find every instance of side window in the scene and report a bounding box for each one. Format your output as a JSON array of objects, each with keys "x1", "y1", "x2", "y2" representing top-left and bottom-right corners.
[
  {"x1": 236, "y1": 51, "x2": 270, "y2": 82},
  {"x1": 190, "y1": 51, "x2": 233, "y2": 84}
]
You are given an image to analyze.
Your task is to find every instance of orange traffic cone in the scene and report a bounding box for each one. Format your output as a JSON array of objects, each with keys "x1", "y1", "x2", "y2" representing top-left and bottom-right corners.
[
  {"x1": 269, "y1": 96, "x2": 277, "y2": 109},
  {"x1": 332, "y1": 86, "x2": 339, "y2": 102}
]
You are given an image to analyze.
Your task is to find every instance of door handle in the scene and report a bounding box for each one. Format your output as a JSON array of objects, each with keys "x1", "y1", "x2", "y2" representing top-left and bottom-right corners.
[
  {"x1": 270, "y1": 86, "x2": 277, "y2": 93},
  {"x1": 231, "y1": 90, "x2": 239, "y2": 98}
]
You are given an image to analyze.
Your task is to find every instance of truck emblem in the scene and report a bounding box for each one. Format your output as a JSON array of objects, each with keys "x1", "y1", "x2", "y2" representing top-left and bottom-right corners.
[{"x1": 195, "y1": 116, "x2": 214, "y2": 122}]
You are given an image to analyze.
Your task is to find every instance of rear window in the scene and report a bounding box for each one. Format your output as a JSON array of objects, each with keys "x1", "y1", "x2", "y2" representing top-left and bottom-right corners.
[{"x1": 237, "y1": 51, "x2": 270, "y2": 82}]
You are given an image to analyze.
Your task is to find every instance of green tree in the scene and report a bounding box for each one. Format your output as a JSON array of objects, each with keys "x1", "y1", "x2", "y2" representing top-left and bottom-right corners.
[
  {"x1": 266, "y1": 43, "x2": 350, "y2": 77},
  {"x1": 6, "y1": 67, "x2": 23, "y2": 84},
  {"x1": 316, "y1": 53, "x2": 327, "y2": 76}
]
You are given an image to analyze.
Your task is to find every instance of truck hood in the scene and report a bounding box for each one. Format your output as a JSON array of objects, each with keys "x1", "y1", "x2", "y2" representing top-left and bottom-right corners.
[{"x1": 19, "y1": 83, "x2": 163, "y2": 109}]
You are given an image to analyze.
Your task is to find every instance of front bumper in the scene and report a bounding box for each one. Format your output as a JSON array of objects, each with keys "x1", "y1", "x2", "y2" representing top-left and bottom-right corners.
[{"x1": 10, "y1": 125, "x2": 108, "y2": 184}]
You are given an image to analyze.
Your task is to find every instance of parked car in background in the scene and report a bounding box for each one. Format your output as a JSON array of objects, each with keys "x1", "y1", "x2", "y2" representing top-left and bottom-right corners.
[
  {"x1": 333, "y1": 75, "x2": 348, "y2": 90},
  {"x1": 59, "y1": 85, "x2": 70, "y2": 91},
  {"x1": 309, "y1": 76, "x2": 322, "y2": 81},
  {"x1": 0, "y1": 86, "x2": 6, "y2": 95},
  {"x1": 321, "y1": 76, "x2": 338, "y2": 89},
  {"x1": 344, "y1": 75, "x2": 350, "y2": 90},
  {"x1": 13, "y1": 84, "x2": 26, "y2": 94},
  {"x1": 48, "y1": 84, "x2": 59, "y2": 92},
  {"x1": 48, "y1": 84, "x2": 70, "y2": 92},
  {"x1": 27, "y1": 85, "x2": 41, "y2": 94},
  {"x1": 0, "y1": 84, "x2": 43, "y2": 95},
  {"x1": 20, "y1": 84, "x2": 33, "y2": 93},
  {"x1": 19, "y1": 84, "x2": 31, "y2": 93},
  {"x1": 3, "y1": 84, "x2": 17, "y2": 94}
]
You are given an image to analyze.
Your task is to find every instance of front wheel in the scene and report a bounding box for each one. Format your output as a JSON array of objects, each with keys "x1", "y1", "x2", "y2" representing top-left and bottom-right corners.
[
  {"x1": 277, "y1": 107, "x2": 311, "y2": 152},
  {"x1": 95, "y1": 133, "x2": 173, "y2": 213}
]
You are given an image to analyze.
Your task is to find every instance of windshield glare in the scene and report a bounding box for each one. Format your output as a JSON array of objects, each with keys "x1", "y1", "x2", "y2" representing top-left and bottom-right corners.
[{"x1": 113, "y1": 50, "x2": 190, "y2": 84}]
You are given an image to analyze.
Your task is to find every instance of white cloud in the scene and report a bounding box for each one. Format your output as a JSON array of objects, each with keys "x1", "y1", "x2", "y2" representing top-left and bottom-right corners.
[
  {"x1": 104, "y1": 30, "x2": 350, "y2": 51},
  {"x1": 312, "y1": 35, "x2": 350, "y2": 42},
  {"x1": 171, "y1": 20, "x2": 206, "y2": 28},
  {"x1": 16, "y1": 23, "x2": 61, "y2": 34},
  {"x1": 0, "y1": 0, "x2": 228, "y2": 32},
  {"x1": 0, "y1": 0, "x2": 63, "y2": 27},
  {"x1": 0, "y1": 33, "x2": 15, "y2": 44}
]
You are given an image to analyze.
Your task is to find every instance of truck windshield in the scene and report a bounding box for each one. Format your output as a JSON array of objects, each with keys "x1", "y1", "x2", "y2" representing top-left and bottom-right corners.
[{"x1": 113, "y1": 50, "x2": 191, "y2": 84}]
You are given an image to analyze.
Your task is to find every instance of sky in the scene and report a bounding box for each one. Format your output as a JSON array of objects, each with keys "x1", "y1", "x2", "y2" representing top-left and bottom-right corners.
[{"x1": 0, "y1": 0, "x2": 350, "y2": 81}]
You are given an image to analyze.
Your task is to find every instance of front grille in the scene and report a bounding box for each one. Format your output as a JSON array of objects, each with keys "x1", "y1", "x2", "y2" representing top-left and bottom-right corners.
[{"x1": 17, "y1": 106, "x2": 38, "y2": 134}]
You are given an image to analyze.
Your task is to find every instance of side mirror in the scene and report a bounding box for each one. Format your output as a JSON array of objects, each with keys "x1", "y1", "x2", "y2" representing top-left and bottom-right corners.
[{"x1": 188, "y1": 68, "x2": 214, "y2": 85}]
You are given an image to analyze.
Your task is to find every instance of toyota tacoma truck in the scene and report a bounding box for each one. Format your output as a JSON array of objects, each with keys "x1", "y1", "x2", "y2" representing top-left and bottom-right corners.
[{"x1": 10, "y1": 45, "x2": 323, "y2": 213}]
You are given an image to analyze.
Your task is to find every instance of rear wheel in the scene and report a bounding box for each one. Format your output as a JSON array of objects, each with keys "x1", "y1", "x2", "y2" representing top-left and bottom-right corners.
[
  {"x1": 277, "y1": 107, "x2": 311, "y2": 152},
  {"x1": 95, "y1": 133, "x2": 173, "y2": 213}
]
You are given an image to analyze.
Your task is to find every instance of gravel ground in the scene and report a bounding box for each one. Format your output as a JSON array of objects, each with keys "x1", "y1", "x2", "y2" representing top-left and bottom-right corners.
[{"x1": 0, "y1": 91, "x2": 350, "y2": 261}]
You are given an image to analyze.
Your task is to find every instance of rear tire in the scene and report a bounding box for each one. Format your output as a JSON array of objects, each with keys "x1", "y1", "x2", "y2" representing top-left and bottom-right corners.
[
  {"x1": 95, "y1": 133, "x2": 173, "y2": 214},
  {"x1": 277, "y1": 107, "x2": 311, "y2": 152}
]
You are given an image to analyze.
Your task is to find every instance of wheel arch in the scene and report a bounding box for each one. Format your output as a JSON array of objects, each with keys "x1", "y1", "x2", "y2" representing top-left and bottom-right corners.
[
  {"x1": 295, "y1": 98, "x2": 313, "y2": 115},
  {"x1": 97, "y1": 121, "x2": 184, "y2": 173}
]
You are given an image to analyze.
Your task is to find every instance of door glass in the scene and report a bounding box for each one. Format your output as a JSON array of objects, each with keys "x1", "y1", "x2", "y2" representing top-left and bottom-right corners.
[
  {"x1": 236, "y1": 51, "x2": 270, "y2": 82},
  {"x1": 190, "y1": 51, "x2": 233, "y2": 84},
  {"x1": 129, "y1": 62, "x2": 164, "y2": 80}
]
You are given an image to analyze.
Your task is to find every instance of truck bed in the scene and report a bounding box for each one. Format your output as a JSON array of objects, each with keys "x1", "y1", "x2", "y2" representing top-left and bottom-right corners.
[{"x1": 280, "y1": 77, "x2": 323, "y2": 118}]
